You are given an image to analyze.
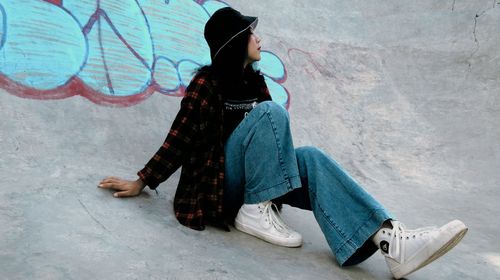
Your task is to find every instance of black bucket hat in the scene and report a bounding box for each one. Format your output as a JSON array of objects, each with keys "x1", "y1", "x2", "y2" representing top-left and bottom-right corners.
[{"x1": 204, "y1": 7, "x2": 258, "y2": 61}]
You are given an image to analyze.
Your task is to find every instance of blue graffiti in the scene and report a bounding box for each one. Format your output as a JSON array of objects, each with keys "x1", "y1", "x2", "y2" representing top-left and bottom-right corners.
[
  {"x1": 0, "y1": 0, "x2": 289, "y2": 106},
  {"x1": 0, "y1": 0, "x2": 87, "y2": 90}
]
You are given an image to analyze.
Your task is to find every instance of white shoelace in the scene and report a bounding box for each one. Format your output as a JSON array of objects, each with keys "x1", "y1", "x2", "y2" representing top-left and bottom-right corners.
[
  {"x1": 385, "y1": 221, "x2": 435, "y2": 263},
  {"x1": 261, "y1": 202, "x2": 291, "y2": 235},
  {"x1": 386, "y1": 221, "x2": 406, "y2": 262}
]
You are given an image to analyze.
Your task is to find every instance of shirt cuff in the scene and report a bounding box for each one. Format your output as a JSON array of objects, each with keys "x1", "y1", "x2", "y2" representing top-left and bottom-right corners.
[{"x1": 137, "y1": 170, "x2": 160, "y2": 190}]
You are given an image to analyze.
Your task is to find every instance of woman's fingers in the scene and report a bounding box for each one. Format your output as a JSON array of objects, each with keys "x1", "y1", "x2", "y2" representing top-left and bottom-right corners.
[
  {"x1": 98, "y1": 182, "x2": 119, "y2": 190},
  {"x1": 98, "y1": 178, "x2": 110, "y2": 187},
  {"x1": 98, "y1": 177, "x2": 128, "y2": 190},
  {"x1": 113, "y1": 190, "x2": 129, "y2": 198},
  {"x1": 98, "y1": 177, "x2": 142, "y2": 197},
  {"x1": 113, "y1": 189, "x2": 140, "y2": 198},
  {"x1": 99, "y1": 176, "x2": 121, "y2": 183},
  {"x1": 99, "y1": 177, "x2": 119, "y2": 185}
]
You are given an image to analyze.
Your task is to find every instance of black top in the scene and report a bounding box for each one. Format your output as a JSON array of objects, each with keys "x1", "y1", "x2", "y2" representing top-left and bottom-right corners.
[{"x1": 222, "y1": 76, "x2": 269, "y2": 141}]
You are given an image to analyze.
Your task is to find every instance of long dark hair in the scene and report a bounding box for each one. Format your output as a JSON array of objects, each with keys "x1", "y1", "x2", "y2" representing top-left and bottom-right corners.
[{"x1": 197, "y1": 29, "x2": 262, "y2": 94}]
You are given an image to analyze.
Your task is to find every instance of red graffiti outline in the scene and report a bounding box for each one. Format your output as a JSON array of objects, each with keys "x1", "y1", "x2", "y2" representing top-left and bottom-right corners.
[
  {"x1": 0, "y1": 0, "x2": 185, "y2": 107},
  {"x1": 45, "y1": 0, "x2": 62, "y2": 6},
  {"x1": 0, "y1": 74, "x2": 158, "y2": 107},
  {"x1": 1, "y1": 0, "x2": 288, "y2": 108}
]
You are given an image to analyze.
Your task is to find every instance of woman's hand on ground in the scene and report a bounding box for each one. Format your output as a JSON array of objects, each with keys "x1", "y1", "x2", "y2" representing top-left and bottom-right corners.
[{"x1": 98, "y1": 177, "x2": 146, "y2": 198}]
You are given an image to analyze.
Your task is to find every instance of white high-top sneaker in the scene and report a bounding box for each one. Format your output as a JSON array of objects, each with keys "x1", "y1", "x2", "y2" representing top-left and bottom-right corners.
[
  {"x1": 373, "y1": 220, "x2": 468, "y2": 279},
  {"x1": 234, "y1": 201, "x2": 302, "y2": 247}
]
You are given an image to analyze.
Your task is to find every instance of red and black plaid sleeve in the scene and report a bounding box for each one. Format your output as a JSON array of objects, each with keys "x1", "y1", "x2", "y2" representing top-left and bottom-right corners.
[{"x1": 137, "y1": 75, "x2": 209, "y2": 189}]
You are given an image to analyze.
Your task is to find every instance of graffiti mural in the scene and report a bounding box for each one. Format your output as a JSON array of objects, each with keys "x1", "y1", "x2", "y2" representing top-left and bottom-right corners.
[{"x1": 0, "y1": 0, "x2": 289, "y2": 107}]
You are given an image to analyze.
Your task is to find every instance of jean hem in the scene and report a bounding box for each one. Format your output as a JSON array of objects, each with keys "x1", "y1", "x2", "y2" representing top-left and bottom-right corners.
[
  {"x1": 335, "y1": 208, "x2": 394, "y2": 266},
  {"x1": 244, "y1": 175, "x2": 301, "y2": 204}
]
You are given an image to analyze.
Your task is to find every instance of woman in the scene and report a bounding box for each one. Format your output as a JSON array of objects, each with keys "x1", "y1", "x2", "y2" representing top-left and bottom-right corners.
[{"x1": 98, "y1": 7, "x2": 467, "y2": 279}]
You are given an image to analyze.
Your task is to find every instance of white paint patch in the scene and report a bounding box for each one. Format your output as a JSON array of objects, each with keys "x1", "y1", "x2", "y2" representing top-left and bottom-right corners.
[{"x1": 483, "y1": 252, "x2": 500, "y2": 273}]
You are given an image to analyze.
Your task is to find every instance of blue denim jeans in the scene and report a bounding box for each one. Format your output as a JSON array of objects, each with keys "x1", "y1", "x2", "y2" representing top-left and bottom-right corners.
[{"x1": 224, "y1": 101, "x2": 394, "y2": 266}]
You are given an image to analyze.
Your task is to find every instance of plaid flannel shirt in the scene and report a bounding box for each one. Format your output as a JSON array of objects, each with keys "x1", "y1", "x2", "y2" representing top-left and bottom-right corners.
[{"x1": 138, "y1": 71, "x2": 271, "y2": 230}]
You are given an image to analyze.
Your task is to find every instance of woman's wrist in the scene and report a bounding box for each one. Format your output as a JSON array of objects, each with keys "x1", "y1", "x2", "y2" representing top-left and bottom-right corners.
[{"x1": 136, "y1": 178, "x2": 146, "y2": 190}]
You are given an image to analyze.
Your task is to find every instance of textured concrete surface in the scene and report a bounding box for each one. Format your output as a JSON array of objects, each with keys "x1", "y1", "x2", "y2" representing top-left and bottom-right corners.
[{"x1": 1, "y1": 0, "x2": 500, "y2": 279}]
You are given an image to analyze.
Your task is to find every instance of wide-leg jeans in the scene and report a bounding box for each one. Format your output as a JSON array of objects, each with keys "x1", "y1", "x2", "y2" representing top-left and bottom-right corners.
[{"x1": 224, "y1": 101, "x2": 394, "y2": 266}]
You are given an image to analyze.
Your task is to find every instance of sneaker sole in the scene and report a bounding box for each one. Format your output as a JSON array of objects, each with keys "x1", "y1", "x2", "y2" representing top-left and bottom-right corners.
[
  {"x1": 392, "y1": 220, "x2": 468, "y2": 279},
  {"x1": 234, "y1": 219, "x2": 302, "y2": 248}
]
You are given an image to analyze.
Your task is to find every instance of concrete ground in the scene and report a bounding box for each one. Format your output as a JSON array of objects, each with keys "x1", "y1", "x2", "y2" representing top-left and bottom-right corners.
[{"x1": 1, "y1": 0, "x2": 500, "y2": 279}]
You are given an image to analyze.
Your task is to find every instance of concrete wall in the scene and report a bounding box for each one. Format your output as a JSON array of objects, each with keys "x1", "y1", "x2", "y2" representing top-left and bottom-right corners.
[{"x1": 1, "y1": 0, "x2": 499, "y2": 279}]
